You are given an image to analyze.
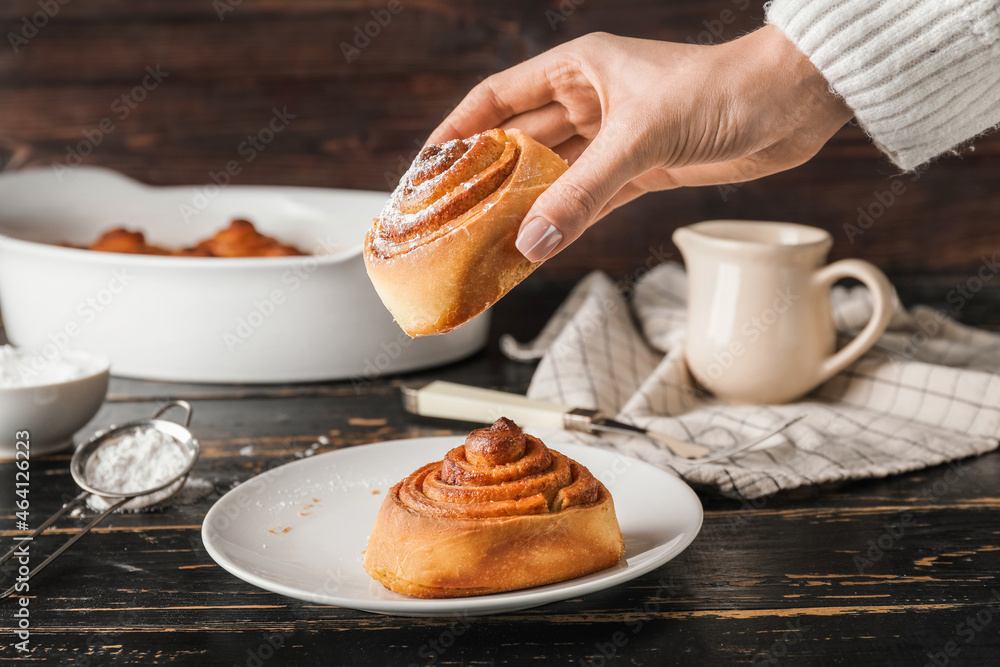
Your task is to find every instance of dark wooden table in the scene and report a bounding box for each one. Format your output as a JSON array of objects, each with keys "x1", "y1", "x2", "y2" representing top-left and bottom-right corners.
[{"x1": 3, "y1": 277, "x2": 999, "y2": 666}]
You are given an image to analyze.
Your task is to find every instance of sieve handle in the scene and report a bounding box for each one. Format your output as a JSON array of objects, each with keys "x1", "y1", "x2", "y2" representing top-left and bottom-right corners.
[
  {"x1": 0, "y1": 491, "x2": 128, "y2": 598},
  {"x1": 153, "y1": 400, "x2": 193, "y2": 427}
]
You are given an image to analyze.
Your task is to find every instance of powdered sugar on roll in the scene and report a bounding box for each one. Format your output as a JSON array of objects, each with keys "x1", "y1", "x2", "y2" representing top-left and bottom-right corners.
[{"x1": 368, "y1": 129, "x2": 521, "y2": 258}]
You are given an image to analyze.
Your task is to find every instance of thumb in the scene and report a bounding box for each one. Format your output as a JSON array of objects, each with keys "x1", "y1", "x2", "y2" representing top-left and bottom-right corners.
[{"x1": 515, "y1": 132, "x2": 643, "y2": 261}]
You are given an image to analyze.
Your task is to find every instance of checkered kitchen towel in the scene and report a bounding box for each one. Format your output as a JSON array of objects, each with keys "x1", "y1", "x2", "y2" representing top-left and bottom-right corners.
[{"x1": 501, "y1": 264, "x2": 1000, "y2": 499}]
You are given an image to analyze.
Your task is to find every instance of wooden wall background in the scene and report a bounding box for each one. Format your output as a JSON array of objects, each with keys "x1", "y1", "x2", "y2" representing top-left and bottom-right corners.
[{"x1": 1, "y1": 0, "x2": 998, "y2": 280}]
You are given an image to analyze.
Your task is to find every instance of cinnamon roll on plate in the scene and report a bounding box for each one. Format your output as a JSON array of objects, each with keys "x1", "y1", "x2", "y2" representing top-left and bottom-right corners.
[
  {"x1": 363, "y1": 418, "x2": 625, "y2": 598},
  {"x1": 364, "y1": 129, "x2": 568, "y2": 336}
]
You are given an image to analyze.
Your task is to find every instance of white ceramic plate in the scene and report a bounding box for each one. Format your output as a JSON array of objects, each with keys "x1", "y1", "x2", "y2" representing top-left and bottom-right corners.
[{"x1": 202, "y1": 436, "x2": 703, "y2": 616}]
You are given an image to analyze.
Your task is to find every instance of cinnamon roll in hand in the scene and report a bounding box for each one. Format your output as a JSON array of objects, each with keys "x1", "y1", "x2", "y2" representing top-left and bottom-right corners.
[
  {"x1": 364, "y1": 129, "x2": 568, "y2": 336},
  {"x1": 363, "y1": 418, "x2": 625, "y2": 598}
]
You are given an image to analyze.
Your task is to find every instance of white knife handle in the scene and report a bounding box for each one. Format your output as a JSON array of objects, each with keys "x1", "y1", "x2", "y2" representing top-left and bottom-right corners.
[{"x1": 402, "y1": 381, "x2": 572, "y2": 429}]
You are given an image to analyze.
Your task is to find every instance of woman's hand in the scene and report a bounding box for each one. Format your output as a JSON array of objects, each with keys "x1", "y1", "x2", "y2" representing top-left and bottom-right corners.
[{"x1": 429, "y1": 26, "x2": 853, "y2": 261}]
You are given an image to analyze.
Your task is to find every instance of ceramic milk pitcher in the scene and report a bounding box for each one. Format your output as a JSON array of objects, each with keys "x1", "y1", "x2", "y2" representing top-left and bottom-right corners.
[{"x1": 672, "y1": 220, "x2": 895, "y2": 404}]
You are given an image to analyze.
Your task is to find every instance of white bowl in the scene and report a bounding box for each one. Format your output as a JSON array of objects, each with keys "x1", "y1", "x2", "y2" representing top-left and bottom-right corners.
[
  {"x1": 0, "y1": 167, "x2": 489, "y2": 383},
  {"x1": 0, "y1": 350, "x2": 109, "y2": 458}
]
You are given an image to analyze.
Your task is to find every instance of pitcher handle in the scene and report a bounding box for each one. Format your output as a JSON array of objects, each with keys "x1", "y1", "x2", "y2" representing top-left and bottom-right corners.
[{"x1": 813, "y1": 259, "x2": 895, "y2": 385}]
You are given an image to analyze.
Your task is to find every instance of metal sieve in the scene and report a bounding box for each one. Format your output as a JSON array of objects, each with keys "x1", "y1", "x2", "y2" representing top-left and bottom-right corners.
[{"x1": 1, "y1": 401, "x2": 199, "y2": 597}]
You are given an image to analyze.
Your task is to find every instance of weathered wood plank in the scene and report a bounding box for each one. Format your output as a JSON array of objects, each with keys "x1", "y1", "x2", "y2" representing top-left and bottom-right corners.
[{"x1": 1, "y1": 1, "x2": 998, "y2": 275}]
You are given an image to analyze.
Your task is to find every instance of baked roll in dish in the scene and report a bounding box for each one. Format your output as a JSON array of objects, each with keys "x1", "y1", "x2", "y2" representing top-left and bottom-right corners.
[
  {"x1": 363, "y1": 128, "x2": 568, "y2": 336},
  {"x1": 88, "y1": 228, "x2": 172, "y2": 255},
  {"x1": 180, "y1": 219, "x2": 304, "y2": 257},
  {"x1": 70, "y1": 220, "x2": 305, "y2": 257},
  {"x1": 363, "y1": 417, "x2": 625, "y2": 598}
]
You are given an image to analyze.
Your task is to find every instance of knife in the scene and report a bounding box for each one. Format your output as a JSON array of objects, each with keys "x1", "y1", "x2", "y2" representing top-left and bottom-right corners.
[{"x1": 401, "y1": 380, "x2": 803, "y2": 462}]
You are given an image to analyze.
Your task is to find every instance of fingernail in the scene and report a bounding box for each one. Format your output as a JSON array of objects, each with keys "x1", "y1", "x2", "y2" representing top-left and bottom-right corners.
[{"x1": 515, "y1": 218, "x2": 562, "y2": 261}]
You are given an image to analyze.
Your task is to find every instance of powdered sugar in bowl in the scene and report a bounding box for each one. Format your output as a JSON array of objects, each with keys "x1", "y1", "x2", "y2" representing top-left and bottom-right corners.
[{"x1": 0, "y1": 345, "x2": 110, "y2": 458}]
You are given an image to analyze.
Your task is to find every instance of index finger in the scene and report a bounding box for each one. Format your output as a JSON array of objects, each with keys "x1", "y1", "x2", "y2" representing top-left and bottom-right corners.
[{"x1": 427, "y1": 52, "x2": 563, "y2": 144}]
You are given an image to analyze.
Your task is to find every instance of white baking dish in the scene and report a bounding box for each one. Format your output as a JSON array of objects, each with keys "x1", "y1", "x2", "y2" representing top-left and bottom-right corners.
[{"x1": 0, "y1": 167, "x2": 489, "y2": 383}]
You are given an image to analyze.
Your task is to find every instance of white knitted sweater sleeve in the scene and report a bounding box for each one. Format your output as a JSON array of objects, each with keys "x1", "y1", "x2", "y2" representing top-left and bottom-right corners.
[{"x1": 766, "y1": 0, "x2": 1000, "y2": 170}]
